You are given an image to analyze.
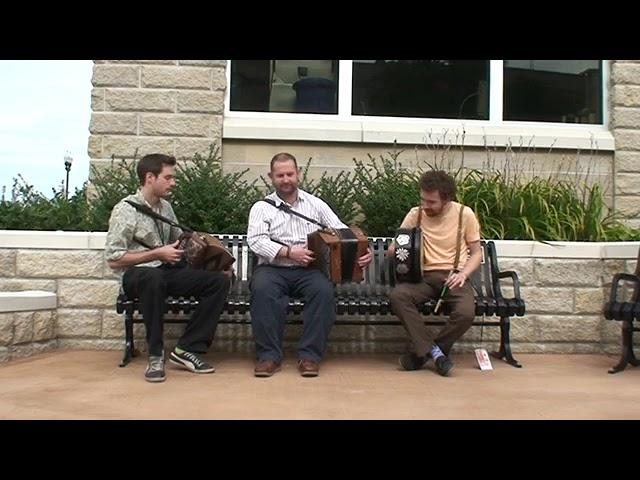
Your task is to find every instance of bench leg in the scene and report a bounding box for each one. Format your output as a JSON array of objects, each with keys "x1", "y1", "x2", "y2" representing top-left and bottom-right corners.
[
  {"x1": 608, "y1": 320, "x2": 640, "y2": 374},
  {"x1": 490, "y1": 315, "x2": 522, "y2": 368},
  {"x1": 119, "y1": 313, "x2": 138, "y2": 368}
]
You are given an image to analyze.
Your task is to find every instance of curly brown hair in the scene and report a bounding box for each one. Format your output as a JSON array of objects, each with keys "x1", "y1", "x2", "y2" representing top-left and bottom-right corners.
[{"x1": 419, "y1": 170, "x2": 457, "y2": 201}]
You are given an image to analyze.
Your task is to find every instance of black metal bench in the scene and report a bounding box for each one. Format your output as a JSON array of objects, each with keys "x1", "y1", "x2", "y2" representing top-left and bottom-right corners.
[
  {"x1": 603, "y1": 248, "x2": 640, "y2": 373},
  {"x1": 116, "y1": 237, "x2": 525, "y2": 368}
]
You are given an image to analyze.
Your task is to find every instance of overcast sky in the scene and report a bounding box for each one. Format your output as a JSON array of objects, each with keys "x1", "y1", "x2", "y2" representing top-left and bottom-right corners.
[{"x1": 0, "y1": 60, "x2": 93, "y2": 199}]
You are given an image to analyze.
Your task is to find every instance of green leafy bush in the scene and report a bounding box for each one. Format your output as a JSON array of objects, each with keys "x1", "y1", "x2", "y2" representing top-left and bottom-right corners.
[
  {"x1": 0, "y1": 175, "x2": 90, "y2": 231},
  {"x1": 86, "y1": 157, "x2": 139, "y2": 231},
  {"x1": 0, "y1": 145, "x2": 263, "y2": 233},
  {"x1": 351, "y1": 151, "x2": 421, "y2": 237},
  {"x1": 171, "y1": 145, "x2": 263, "y2": 233},
  {"x1": 453, "y1": 156, "x2": 640, "y2": 242},
  {"x1": 2, "y1": 141, "x2": 639, "y2": 242}
]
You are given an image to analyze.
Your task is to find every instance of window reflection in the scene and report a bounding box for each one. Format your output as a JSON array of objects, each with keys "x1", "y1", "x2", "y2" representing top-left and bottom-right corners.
[
  {"x1": 504, "y1": 60, "x2": 602, "y2": 124},
  {"x1": 230, "y1": 60, "x2": 338, "y2": 114},
  {"x1": 352, "y1": 60, "x2": 489, "y2": 120}
]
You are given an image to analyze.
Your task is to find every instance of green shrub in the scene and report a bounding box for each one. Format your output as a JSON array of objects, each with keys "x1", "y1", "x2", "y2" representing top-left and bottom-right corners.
[
  {"x1": 86, "y1": 156, "x2": 139, "y2": 231},
  {"x1": 0, "y1": 175, "x2": 90, "y2": 231},
  {"x1": 454, "y1": 157, "x2": 640, "y2": 242},
  {"x1": 351, "y1": 151, "x2": 421, "y2": 237},
  {"x1": 171, "y1": 144, "x2": 263, "y2": 233},
  {"x1": 2, "y1": 141, "x2": 640, "y2": 242}
]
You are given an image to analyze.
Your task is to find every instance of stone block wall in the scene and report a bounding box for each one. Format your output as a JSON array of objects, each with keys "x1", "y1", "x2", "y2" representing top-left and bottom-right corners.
[
  {"x1": 611, "y1": 60, "x2": 640, "y2": 228},
  {"x1": 88, "y1": 60, "x2": 226, "y2": 172},
  {"x1": 0, "y1": 310, "x2": 57, "y2": 362}
]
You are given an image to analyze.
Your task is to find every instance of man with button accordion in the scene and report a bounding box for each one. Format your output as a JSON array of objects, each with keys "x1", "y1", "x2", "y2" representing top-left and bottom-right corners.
[
  {"x1": 105, "y1": 153, "x2": 230, "y2": 383},
  {"x1": 389, "y1": 170, "x2": 482, "y2": 376},
  {"x1": 247, "y1": 152, "x2": 372, "y2": 378}
]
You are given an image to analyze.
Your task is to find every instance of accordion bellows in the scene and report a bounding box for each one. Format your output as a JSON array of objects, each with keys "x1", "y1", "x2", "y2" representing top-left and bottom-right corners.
[{"x1": 307, "y1": 226, "x2": 369, "y2": 283}]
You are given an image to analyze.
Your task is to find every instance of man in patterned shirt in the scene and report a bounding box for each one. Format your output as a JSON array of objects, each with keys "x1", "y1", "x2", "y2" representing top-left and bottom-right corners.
[
  {"x1": 247, "y1": 152, "x2": 372, "y2": 378},
  {"x1": 105, "y1": 153, "x2": 230, "y2": 383}
]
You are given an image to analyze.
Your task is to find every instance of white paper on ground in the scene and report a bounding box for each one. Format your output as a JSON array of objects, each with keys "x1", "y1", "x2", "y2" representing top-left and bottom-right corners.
[{"x1": 474, "y1": 348, "x2": 493, "y2": 371}]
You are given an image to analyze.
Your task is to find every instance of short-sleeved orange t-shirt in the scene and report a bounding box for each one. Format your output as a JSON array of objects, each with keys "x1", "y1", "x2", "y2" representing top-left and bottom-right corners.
[{"x1": 400, "y1": 201, "x2": 481, "y2": 272}]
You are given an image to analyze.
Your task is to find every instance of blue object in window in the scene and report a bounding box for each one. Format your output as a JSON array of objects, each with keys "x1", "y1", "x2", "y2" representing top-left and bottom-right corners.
[{"x1": 293, "y1": 77, "x2": 336, "y2": 113}]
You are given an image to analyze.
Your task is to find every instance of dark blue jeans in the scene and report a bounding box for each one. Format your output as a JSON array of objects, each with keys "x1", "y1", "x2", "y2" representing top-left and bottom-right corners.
[{"x1": 250, "y1": 265, "x2": 336, "y2": 363}]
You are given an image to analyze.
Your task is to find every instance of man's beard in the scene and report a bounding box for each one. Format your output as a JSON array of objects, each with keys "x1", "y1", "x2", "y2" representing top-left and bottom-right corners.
[
  {"x1": 277, "y1": 184, "x2": 296, "y2": 196},
  {"x1": 424, "y1": 208, "x2": 441, "y2": 217}
]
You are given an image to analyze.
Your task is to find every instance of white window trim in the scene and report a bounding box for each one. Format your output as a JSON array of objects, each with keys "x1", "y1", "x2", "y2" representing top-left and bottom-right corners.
[{"x1": 223, "y1": 60, "x2": 614, "y2": 151}]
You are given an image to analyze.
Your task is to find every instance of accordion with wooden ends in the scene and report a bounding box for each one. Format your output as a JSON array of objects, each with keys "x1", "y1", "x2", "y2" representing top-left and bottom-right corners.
[
  {"x1": 307, "y1": 227, "x2": 369, "y2": 283},
  {"x1": 393, "y1": 227, "x2": 423, "y2": 283},
  {"x1": 178, "y1": 231, "x2": 236, "y2": 272}
]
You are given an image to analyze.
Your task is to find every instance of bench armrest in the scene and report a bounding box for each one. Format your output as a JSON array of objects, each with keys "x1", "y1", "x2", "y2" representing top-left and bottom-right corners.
[
  {"x1": 495, "y1": 270, "x2": 522, "y2": 299},
  {"x1": 485, "y1": 240, "x2": 521, "y2": 299},
  {"x1": 608, "y1": 272, "x2": 640, "y2": 304}
]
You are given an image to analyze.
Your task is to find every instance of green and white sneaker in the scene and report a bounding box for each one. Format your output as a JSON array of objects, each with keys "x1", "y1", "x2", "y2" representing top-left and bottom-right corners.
[{"x1": 169, "y1": 348, "x2": 215, "y2": 374}]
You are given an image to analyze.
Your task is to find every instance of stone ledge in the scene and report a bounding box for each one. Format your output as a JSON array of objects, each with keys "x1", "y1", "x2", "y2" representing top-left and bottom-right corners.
[
  {"x1": 1, "y1": 231, "x2": 638, "y2": 260},
  {"x1": 0, "y1": 291, "x2": 57, "y2": 313}
]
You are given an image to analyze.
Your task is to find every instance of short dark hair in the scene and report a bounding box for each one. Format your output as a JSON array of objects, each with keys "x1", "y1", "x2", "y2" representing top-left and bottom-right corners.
[
  {"x1": 270, "y1": 152, "x2": 298, "y2": 171},
  {"x1": 136, "y1": 153, "x2": 176, "y2": 185},
  {"x1": 419, "y1": 170, "x2": 457, "y2": 201}
]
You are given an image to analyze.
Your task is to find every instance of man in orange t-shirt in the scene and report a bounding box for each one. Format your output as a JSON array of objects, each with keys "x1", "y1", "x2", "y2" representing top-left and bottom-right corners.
[{"x1": 389, "y1": 170, "x2": 482, "y2": 376}]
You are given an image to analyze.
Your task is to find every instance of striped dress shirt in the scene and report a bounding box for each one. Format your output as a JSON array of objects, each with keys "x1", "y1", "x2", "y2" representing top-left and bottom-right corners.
[{"x1": 247, "y1": 189, "x2": 347, "y2": 266}]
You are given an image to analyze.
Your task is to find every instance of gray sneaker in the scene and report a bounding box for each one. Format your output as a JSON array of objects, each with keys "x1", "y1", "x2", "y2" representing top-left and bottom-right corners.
[{"x1": 145, "y1": 354, "x2": 166, "y2": 383}]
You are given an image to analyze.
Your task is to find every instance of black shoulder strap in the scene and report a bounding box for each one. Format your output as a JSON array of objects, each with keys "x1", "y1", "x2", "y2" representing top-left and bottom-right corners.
[
  {"x1": 125, "y1": 199, "x2": 193, "y2": 233},
  {"x1": 261, "y1": 198, "x2": 328, "y2": 229}
]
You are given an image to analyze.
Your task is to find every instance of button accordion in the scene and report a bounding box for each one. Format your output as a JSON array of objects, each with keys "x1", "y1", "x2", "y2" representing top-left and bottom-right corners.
[
  {"x1": 307, "y1": 226, "x2": 369, "y2": 283},
  {"x1": 178, "y1": 231, "x2": 236, "y2": 272},
  {"x1": 393, "y1": 227, "x2": 423, "y2": 283}
]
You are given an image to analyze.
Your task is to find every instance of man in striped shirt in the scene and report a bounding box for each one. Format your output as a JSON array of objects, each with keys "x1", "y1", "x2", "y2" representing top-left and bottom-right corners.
[{"x1": 247, "y1": 152, "x2": 372, "y2": 378}]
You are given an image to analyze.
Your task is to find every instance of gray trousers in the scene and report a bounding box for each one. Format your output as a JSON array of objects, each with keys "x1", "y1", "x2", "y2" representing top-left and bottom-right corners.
[
  {"x1": 250, "y1": 265, "x2": 335, "y2": 363},
  {"x1": 389, "y1": 270, "x2": 475, "y2": 357}
]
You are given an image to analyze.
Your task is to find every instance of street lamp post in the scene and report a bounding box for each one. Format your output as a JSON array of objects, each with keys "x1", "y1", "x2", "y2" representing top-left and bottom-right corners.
[{"x1": 64, "y1": 152, "x2": 73, "y2": 200}]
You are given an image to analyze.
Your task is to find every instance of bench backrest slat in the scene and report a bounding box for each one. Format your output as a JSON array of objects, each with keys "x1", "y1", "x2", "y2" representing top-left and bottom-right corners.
[{"x1": 215, "y1": 235, "x2": 496, "y2": 299}]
